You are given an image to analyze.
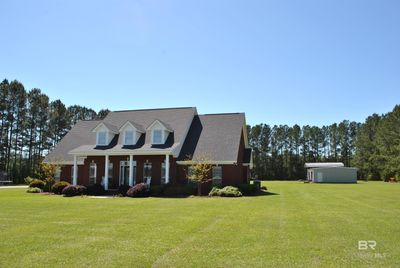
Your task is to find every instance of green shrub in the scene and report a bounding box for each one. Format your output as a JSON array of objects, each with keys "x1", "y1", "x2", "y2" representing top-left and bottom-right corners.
[
  {"x1": 239, "y1": 184, "x2": 258, "y2": 195},
  {"x1": 209, "y1": 186, "x2": 242, "y2": 197},
  {"x1": 150, "y1": 185, "x2": 166, "y2": 196},
  {"x1": 27, "y1": 187, "x2": 42, "y2": 193},
  {"x1": 29, "y1": 179, "x2": 45, "y2": 189},
  {"x1": 24, "y1": 176, "x2": 35, "y2": 185},
  {"x1": 43, "y1": 177, "x2": 56, "y2": 192},
  {"x1": 208, "y1": 186, "x2": 221, "y2": 197},
  {"x1": 52, "y1": 181, "x2": 71, "y2": 194},
  {"x1": 163, "y1": 185, "x2": 196, "y2": 196}
]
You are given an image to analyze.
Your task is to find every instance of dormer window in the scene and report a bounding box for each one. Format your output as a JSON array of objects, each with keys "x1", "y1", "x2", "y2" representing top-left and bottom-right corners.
[
  {"x1": 119, "y1": 121, "x2": 145, "y2": 146},
  {"x1": 97, "y1": 131, "x2": 107, "y2": 145},
  {"x1": 152, "y1": 129, "x2": 162, "y2": 144},
  {"x1": 92, "y1": 122, "x2": 118, "y2": 146},
  {"x1": 124, "y1": 130, "x2": 134, "y2": 145},
  {"x1": 147, "y1": 119, "x2": 173, "y2": 145}
]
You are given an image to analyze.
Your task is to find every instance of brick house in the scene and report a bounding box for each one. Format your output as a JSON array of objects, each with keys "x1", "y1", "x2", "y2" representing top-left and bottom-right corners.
[{"x1": 44, "y1": 107, "x2": 252, "y2": 190}]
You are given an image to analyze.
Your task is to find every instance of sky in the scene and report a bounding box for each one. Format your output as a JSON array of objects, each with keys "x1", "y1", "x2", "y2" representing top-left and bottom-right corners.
[{"x1": 0, "y1": 0, "x2": 399, "y2": 126}]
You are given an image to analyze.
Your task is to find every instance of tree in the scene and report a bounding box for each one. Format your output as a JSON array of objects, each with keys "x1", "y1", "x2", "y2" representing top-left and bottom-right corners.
[
  {"x1": 97, "y1": 109, "x2": 110, "y2": 119},
  {"x1": 186, "y1": 155, "x2": 213, "y2": 196}
]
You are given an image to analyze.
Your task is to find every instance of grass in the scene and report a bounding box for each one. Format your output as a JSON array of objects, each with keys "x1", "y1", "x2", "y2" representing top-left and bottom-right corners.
[{"x1": 0, "y1": 181, "x2": 399, "y2": 267}]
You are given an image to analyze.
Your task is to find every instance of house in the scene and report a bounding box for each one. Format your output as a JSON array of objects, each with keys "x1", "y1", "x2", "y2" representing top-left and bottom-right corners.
[
  {"x1": 44, "y1": 107, "x2": 252, "y2": 190},
  {"x1": 305, "y1": 162, "x2": 357, "y2": 183}
]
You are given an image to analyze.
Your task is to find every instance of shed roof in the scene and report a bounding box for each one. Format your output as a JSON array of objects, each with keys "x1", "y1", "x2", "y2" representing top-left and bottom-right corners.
[{"x1": 305, "y1": 162, "x2": 344, "y2": 168}]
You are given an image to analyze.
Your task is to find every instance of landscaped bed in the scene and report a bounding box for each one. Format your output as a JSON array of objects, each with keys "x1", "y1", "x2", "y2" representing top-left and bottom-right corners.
[{"x1": 0, "y1": 181, "x2": 399, "y2": 267}]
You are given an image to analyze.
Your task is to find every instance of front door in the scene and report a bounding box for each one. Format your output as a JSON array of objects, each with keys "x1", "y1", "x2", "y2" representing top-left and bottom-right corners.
[{"x1": 119, "y1": 161, "x2": 136, "y2": 186}]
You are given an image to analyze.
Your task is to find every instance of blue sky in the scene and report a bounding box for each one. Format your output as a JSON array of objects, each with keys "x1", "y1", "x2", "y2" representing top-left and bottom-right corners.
[{"x1": 1, "y1": 0, "x2": 399, "y2": 126}]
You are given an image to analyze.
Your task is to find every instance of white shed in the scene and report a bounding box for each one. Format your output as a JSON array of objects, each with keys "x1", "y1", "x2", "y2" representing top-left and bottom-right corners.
[{"x1": 305, "y1": 163, "x2": 357, "y2": 183}]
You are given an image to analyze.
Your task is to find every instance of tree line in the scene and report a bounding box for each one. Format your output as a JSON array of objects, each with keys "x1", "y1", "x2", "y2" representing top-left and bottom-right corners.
[
  {"x1": 0, "y1": 79, "x2": 110, "y2": 183},
  {"x1": 1, "y1": 78, "x2": 399, "y2": 182},
  {"x1": 248, "y1": 105, "x2": 400, "y2": 181}
]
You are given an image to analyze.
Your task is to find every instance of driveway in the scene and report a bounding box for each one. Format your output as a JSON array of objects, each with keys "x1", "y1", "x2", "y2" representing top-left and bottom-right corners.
[{"x1": 0, "y1": 185, "x2": 28, "y2": 189}]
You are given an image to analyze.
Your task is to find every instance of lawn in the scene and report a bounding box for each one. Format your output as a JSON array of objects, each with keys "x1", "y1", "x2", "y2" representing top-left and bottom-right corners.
[{"x1": 0, "y1": 182, "x2": 399, "y2": 267}]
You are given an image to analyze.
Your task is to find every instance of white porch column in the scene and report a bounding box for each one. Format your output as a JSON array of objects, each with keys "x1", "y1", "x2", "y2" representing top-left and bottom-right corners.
[
  {"x1": 165, "y1": 154, "x2": 170, "y2": 184},
  {"x1": 129, "y1": 155, "x2": 134, "y2": 186},
  {"x1": 73, "y1": 155, "x2": 78, "y2": 185},
  {"x1": 104, "y1": 155, "x2": 109, "y2": 190}
]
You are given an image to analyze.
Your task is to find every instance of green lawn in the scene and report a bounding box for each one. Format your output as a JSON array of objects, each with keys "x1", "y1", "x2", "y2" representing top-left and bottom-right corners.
[{"x1": 0, "y1": 182, "x2": 399, "y2": 267}]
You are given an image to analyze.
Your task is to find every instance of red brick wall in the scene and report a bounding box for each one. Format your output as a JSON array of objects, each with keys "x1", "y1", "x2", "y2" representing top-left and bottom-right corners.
[{"x1": 60, "y1": 155, "x2": 176, "y2": 187}]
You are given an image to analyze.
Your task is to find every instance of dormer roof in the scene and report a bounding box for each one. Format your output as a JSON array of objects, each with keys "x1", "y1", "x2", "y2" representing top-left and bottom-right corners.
[
  {"x1": 119, "y1": 120, "x2": 145, "y2": 133},
  {"x1": 92, "y1": 122, "x2": 119, "y2": 134},
  {"x1": 146, "y1": 119, "x2": 174, "y2": 132}
]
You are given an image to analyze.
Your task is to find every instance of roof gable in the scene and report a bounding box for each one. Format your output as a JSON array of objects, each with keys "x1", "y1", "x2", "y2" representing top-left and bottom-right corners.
[
  {"x1": 146, "y1": 119, "x2": 174, "y2": 132},
  {"x1": 119, "y1": 120, "x2": 145, "y2": 133},
  {"x1": 178, "y1": 113, "x2": 246, "y2": 162},
  {"x1": 92, "y1": 122, "x2": 119, "y2": 134}
]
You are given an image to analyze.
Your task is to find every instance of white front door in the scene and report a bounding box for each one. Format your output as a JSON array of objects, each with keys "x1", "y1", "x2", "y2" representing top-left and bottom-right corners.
[{"x1": 119, "y1": 161, "x2": 136, "y2": 186}]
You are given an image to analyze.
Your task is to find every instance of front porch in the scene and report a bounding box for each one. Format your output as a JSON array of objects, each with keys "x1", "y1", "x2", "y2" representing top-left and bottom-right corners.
[{"x1": 71, "y1": 154, "x2": 172, "y2": 190}]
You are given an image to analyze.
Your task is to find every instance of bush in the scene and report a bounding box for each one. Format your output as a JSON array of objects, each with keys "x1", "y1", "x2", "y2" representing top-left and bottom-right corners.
[
  {"x1": 208, "y1": 186, "x2": 221, "y2": 197},
  {"x1": 209, "y1": 186, "x2": 242, "y2": 197},
  {"x1": 87, "y1": 184, "x2": 106, "y2": 196},
  {"x1": 126, "y1": 183, "x2": 149, "y2": 198},
  {"x1": 118, "y1": 185, "x2": 131, "y2": 196},
  {"x1": 52, "y1": 181, "x2": 71, "y2": 195},
  {"x1": 29, "y1": 179, "x2": 45, "y2": 189},
  {"x1": 150, "y1": 185, "x2": 166, "y2": 196},
  {"x1": 24, "y1": 176, "x2": 35, "y2": 185},
  {"x1": 77, "y1": 185, "x2": 87, "y2": 195},
  {"x1": 239, "y1": 184, "x2": 258, "y2": 195},
  {"x1": 62, "y1": 185, "x2": 78, "y2": 196},
  {"x1": 42, "y1": 177, "x2": 56, "y2": 192},
  {"x1": 163, "y1": 185, "x2": 196, "y2": 197},
  {"x1": 27, "y1": 187, "x2": 42, "y2": 193}
]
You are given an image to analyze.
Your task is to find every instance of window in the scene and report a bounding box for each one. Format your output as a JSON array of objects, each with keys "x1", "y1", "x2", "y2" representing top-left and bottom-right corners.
[
  {"x1": 187, "y1": 166, "x2": 197, "y2": 186},
  {"x1": 55, "y1": 167, "x2": 61, "y2": 181},
  {"x1": 97, "y1": 131, "x2": 107, "y2": 145},
  {"x1": 161, "y1": 162, "x2": 166, "y2": 184},
  {"x1": 143, "y1": 162, "x2": 152, "y2": 179},
  {"x1": 89, "y1": 162, "x2": 97, "y2": 185},
  {"x1": 152, "y1": 129, "x2": 162, "y2": 144},
  {"x1": 108, "y1": 162, "x2": 113, "y2": 180},
  {"x1": 124, "y1": 130, "x2": 134, "y2": 145},
  {"x1": 212, "y1": 166, "x2": 222, "y2": 185}
]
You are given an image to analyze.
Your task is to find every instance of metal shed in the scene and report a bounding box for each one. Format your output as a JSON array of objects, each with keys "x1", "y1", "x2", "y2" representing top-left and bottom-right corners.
[{"x1": 305, "y1": 163, "x2": 357, "y2": 183}]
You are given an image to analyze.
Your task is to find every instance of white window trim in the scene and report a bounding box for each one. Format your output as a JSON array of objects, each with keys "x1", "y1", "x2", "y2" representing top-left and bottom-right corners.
[
  {"x1": 152, "y1": 129, "x2": 164, "y2": 144},
  {"x1": 89, "y1": 162, "x2": 97, "y2": 184},
  {"x1": 212, "y1": 166, "x2": 222, "y2": 185},
  {"x1": 97, "y1": 131, "x2": 108, "y2": 146},
  {"x1": 123, "y1": 130, "x2": 136, "y2": 145}
]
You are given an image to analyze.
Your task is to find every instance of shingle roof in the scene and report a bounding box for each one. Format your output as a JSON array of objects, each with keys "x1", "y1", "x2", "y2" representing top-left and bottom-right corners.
[
  {"x1": 119, "y1": 120, "x2": 145, "y2": 133},
  {"x1": 305, "y1": 162, "x2": 344, "y2": 168},
  {"x1": 178, "y1": 113, "x2": 246, "y2": 162},
  {"x1": 45, "y1": 107, "x2": 196, "y2": 162},
  {"x1": 99, "y1": 122, "x2": 119, "y2": 134},
  {"x1": 45, "y1": 120, "x2": 100, "y2": 163}
]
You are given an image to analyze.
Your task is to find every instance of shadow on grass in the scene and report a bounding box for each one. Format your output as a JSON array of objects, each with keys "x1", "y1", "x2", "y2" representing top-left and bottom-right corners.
[{"x1": 243, "y1": 190, "x2": 279, "y2": 197}]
